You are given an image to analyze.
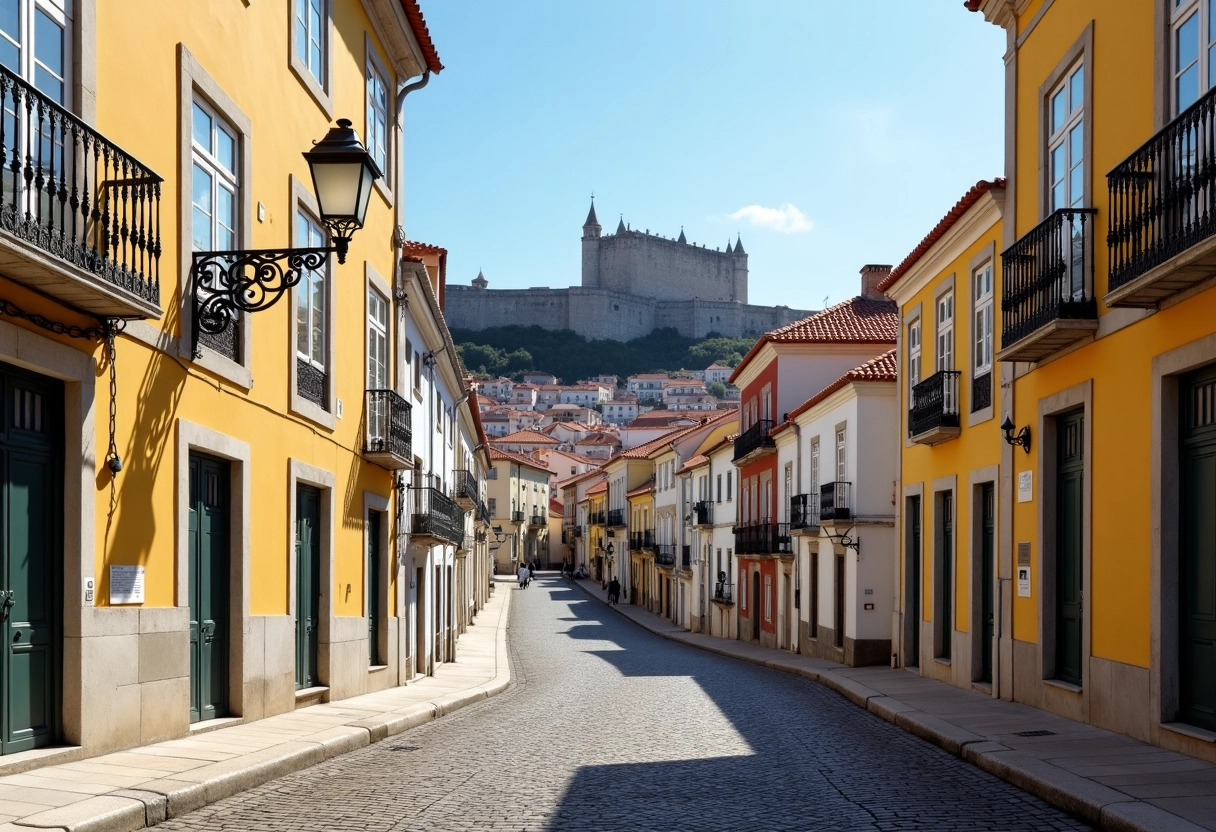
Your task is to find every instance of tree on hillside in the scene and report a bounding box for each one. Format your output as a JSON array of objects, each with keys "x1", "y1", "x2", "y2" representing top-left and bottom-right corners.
[{"x1": 708, "y1": 381, "x2": 727, "y2": 398}]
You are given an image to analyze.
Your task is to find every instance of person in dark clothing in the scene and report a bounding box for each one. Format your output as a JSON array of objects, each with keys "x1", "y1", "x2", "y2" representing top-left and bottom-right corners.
[{"x1": 607, "y1": 577, "x2": 621, "y2": 605}]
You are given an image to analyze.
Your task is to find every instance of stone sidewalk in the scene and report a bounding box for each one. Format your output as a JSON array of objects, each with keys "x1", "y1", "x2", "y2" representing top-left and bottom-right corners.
[
  {"x1": 574, "y1": 578, "x2": 1216, "y2": 832},
  {"x1": 0, "y1": 584, "x2": 511, "y2": 832}
]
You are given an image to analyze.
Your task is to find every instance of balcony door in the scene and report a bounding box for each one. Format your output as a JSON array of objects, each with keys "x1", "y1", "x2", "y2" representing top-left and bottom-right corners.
[
  {"x1": 188, "y1": 453, "x2": 228, "y2": 723},
  {"x1": 1048, "y1": 61, "x2": 1086, "y2": 299},
  {"x1": 295, "y1": 485, "x2": 321, "y2": 690},
  {"x1": 1055, "y1": 410, "x2": 1084, "y2": 687},
  {"x1": 1181, "y1": 366, "x2": 1216, "y2": 729},
  {"x1": 979, "y1": 483, "x2": 995, "y2": 685}
]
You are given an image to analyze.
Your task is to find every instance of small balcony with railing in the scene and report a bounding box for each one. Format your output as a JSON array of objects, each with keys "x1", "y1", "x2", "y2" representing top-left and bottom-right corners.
[
  {"x1": 529, "y1": 512, "x2": 547, "y2": 528},
  {"x1": 410, "y1": 487, "x2": 465, "y2": 547},
  {"x1": 711, "y1": 581, "x2": 735, "y2": 605},
  {"x1": 820, "y1": 482, "x2": 852, "y2": 524},
  {"x1": 693, "y1": 500, "x2": 713, "y2": 526},
  {"x1": 511, "y1": 510, "x2": 525, "y2": 524},
  {"x1": 790, "y1": 494, "x2": 820, "y2": 533},
  {"x1": 734, "y1": 522, "x2": 791, "y2": 555},
  {"x1": 363, "y1": 390, "x2": 412, "y2": 470},
  {"x1": 681, "y1": 545, "x2": 691, "y2": 569},
  {"x1": 908, "y1": 370, "x2": 961, "y2": 445},
  {"x1": 630, "y1": 529, "x2": 654, "y2": 550},
  {"x1": 0, "y1": 65, "x2": 163, "y2": 319},
  {"x1": 1108, "y1": 85, "x2": 1216, "y2": 307},
  {"x1": 997, "y1": 207, "x2": 1098, "y2": 363},
  {"x1": 453, "y1": 469, "x2": 478, "y2": 510},
  {"x1": 589, "y1": 510, "x2": 606, "y2": 526},
  {"x1": 607, "y1": 508, "x2": 626, "y2": 527},
  {"x1": 655, "y1": 544, "x2": 676, "y2": 566},
  {"x1": 732, "y1": 419, "x2": 775, "y2": 463}
]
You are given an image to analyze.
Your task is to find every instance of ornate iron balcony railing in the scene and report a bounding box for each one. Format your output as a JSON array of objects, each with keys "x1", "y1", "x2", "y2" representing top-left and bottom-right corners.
[
  {"x1": 453, "y1": 469, "x2": 478, "y2": 506},
  {"x1": 607, "y1": 508, "x2": 626, "y2": 527},
  {"x1": 712, "y1": 581, "x2": 735, "y2": 604},
  {"x1": 909, "y1": 369, "x2": 961, "y2": 437},
  {"x1": 0, "y1": 64, "x2": 162, "y2": 313},
  {"x1": 1001, "y1": 207, "x2": 1098, "y2": 350},
  {"x1": 820, "y1": 482, "x2": 852, "y2": 523},
  {"x1": 790, "y1": 494, "x2": 820, "y2": 530},
  {"x1": 590, "y1": 510, "x2": 606, "y2": 525},
  {"x1": 734, "y1": 522, "x2": 791, "y2": 555},
  {"x1": 971, "y1": 371, "x2": 992, "y2": 413},
  {"x1": 1109, "y1": 82, "x2": 1216, "y2": 294},
  {"x1": 656, "y1": 544, "x2": 676, "y2": 565},
  {"x1": 363, "y1": 389, "x2": 412, "y2": 468},
  {"x1": 410, "y1": 487, "x2": 464, "y2": 546},
  {"x1": 733, "y1": 419, "x2": 775, "y2": 462},
  {"x1": 529, "y1": 513, "x2": 546, "y2": 527},
  {"x1": 511, "y1": 510, "x2": 525, "y2": 523},
  {"x1": 630, "y1": 530, "x2": 654, "y2": 550},
  {"x1": 693, "y1": 500, "x2": 713, "y2": 525}
]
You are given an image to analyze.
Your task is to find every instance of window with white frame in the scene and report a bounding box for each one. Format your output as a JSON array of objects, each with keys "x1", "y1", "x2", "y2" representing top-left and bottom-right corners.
[
  {"x1": 365, "y1": 57, "x2": 389, "y2": 175},
  {"x1": 764, "y1": 575, "x2": 773, "y2": 622},
  {"x1": 936, "y1": 292, "x2": 954, "y2": 372},
  {"x1": 973, "y1": 263, "x2": 993, "y2": 381},
  {"x1": 810, "y1": 438, "x2": 820, "y2": 498},
  {"x1": 191, "y1": 99, "x2": 238, "y2": 256},
  {"x1": 907, "y1": 319, "x2": 921, "y2": 401},
  {"x1": 0, "y1": 0, "x2": 68, "y2": 104},
  {"x1": 835, "y1": 427, "x2": 846, "y2": 483},
  {"x1": 295, "y1": 0, "x2": 325, "y2": 85},
  {"x1": 1049, "y1": 61, "x2": 1085, "y2": 212},
  {"x1": 295, "y1": 210, "x2": 328, "y2": 404},
  {"x1": 1173, "y1": 0, "x2": 1216, "y2": 114},
  {"x1": 367, "y1": 289, "x2": 388, "y2": 390}
]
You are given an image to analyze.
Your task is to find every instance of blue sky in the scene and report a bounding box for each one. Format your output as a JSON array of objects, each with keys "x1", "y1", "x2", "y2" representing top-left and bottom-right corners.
[{"x1": 404, "y1": 2, "x2": 1006, "y2": 311}]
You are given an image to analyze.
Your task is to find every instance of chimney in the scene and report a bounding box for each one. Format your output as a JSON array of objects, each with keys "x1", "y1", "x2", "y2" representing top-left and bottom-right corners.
[{"x1": 860, "y1": 264, "x2": 892, "y2": 300}]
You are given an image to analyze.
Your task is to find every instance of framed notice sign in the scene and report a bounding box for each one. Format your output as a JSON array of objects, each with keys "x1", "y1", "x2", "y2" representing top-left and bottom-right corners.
[{"x1": 109, "y1": 565, "x2": 146, "y2": 605}]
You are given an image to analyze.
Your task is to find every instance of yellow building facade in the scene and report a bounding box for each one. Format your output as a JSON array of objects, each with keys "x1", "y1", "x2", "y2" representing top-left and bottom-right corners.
[
  {"x1": 966, "y1": 0, "x2": 1216, "y2": 757},
  {"x1": 0, "y1": 0, "x2": 492, "y2": 762}
]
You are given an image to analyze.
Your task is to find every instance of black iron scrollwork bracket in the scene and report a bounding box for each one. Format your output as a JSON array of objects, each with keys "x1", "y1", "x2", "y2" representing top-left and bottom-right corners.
[
  {"x1": 191, "y1": 245, "x2": 340, "y2": 349},
  {"x1": 827, "y1": 526, "x2": 861, "y2": 559}
]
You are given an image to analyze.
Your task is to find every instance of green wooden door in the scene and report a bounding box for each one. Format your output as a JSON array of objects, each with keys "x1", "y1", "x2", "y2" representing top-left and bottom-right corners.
[
  {"x1": 940, "y1": 492, "x2": 953, "y2": 659},
  {"x1": 188, "y1": 453, "x2": 228, "y2": 723},
  {"x1": 980, "y1": 483, "x2": 995, "y2": 684},
  {"x1": 1056, "y1": 409, "x2": 1084, "y2": 686},
  {"x1": 367, "y1": 510, "x2": 380, "y2": 665},
  {"x1": 1, "y1": 366, "x2": 61, "y2": 754},
  {"x1": 908, "y1": 496, "x2": 921, "y2": 664},
  {"x1": 1181, "y1": 367, "x2": 1216, "y2": 728},
  {"x1": 296, "y1": 486, "x2": 321, "y2": 690}
]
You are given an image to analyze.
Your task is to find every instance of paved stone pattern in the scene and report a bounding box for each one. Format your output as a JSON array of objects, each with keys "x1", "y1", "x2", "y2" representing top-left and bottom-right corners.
[{"x1": 159, "y1": 577, "x2": 1090, "y2": 831}]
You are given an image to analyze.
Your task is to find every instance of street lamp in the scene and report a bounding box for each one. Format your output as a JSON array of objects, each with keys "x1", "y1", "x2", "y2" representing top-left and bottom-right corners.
[{"x1": 192, "y1": 118, "x2": 383, "y2": 343}]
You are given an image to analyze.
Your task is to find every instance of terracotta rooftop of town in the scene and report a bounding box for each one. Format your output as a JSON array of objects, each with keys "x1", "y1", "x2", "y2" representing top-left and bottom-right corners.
[
  {"x1": 586, "y1": 479, "x2": 608, "y2": 496},
  {"x1": 731, "y1": 296, "x2": 898, "y2": 382},
  {"x1": 402, "y1": 240, "x2": 446, "y2": 257},
  {"x1": 400, "y1": 0, "x2": 443, "y2": 73},
  {"x1": 677, "y1": 454, "x2": 709, "y2": 474},
  {"x1": 488, "y1": 447, "x2": 548, "y2": 470},
  {"x1": 626, "y1": 478, "x2": 656, "y2": 498},
  {"x1": 495, "y1": 430, "x2": 559, "y2": 445},
  {"x1": 775, "y1": 349, "x2": 899, "y2": 434}
]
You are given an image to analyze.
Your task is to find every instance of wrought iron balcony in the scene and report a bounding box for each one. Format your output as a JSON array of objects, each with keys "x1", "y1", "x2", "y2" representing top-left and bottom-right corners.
[
  {"x1": 363, "y1": 389, "x2": 412, "y2": 470},
  {"x1": 820, "y1": 482, "x2": 852, "y2": 523},
  {"x1": 453, "y1": 469, "x2": 478, "y2": 510},
  {"x1": 733, "y1": 419, "x2": 776, "y2": 463},
  {"x1": 0, "y1": 65, "x2": 163, "y2": 319},
  {"x1": 590, "y1": 510, "x2": 606, "y2": 525},
  {"x1": 574, "y1": 525, "x2": 583, "y2": 538},
  {"x1": 529, "y1": 513, "x2": 546, "y2": 527},
  {"x1": 681, "y1": 545, "x2": 691, "y2": 568},
  {"x1": 693, "y1": 500, "x2": 713, "y2": 526},
  {"x1": 1108, "y1": 84, "x2": 1216, "y2": 306},
  {"x1": 790, "y1": 494, "x2": 820, "y2": 531},
  {"x1": 909, "y1": 369, "x2": 961, "y2": 445},
  {"x1": 478, "y1": 501, "x2": 491, "y2": 526},
  {"x1": 656, "y1": 544, "x2": 676, "y2": 565},
  {"x1": 607, "y1": 508, "x2": 626, "y2": 527},
  {"x1": 511, "y1": 510, "x2": 525, "y2": 523},
  {"x1": 998, "y1": 207, "x2": 1098, "y2": 363},
  {"x1": 410, "y1": 487, "x2": 465, "y2": 546},
  {"x1": 712, "y1": 581, "x2": 735, "y2": 604},
  {"x1": 734, "y1": 522, "x2": 791, "y2": 555},
  {"x1": 971, "y1": 371, "x2": 992, "y2": 413},
  {"x1": 630, "y1": 529, "x2": 654, "y2": 550}
]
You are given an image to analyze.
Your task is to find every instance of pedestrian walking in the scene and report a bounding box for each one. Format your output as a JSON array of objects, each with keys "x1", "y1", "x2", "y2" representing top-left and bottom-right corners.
[
  {"x1": 518, "y1": 563, "x2": 529, "y2": 589},
  {"x1": 526, "y1": 563, "x2": 533, "y2": 586},
  {"x1": 608, "y1": 577, "x2": 620, "y2": 605}
]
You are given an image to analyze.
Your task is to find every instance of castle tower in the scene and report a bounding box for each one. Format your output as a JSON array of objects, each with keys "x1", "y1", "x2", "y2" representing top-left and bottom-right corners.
[
  {"x1": 732, "y1": 234, "x2": 748, "y2": 302},
  {"x1": 581, "y1": 198, "x2": 601, "y2": 288}
]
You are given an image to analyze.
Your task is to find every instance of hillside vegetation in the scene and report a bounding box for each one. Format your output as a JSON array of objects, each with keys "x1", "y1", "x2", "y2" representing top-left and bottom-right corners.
[{"x1": 452, "y1": 326, "x2": 756, "y2": 383}]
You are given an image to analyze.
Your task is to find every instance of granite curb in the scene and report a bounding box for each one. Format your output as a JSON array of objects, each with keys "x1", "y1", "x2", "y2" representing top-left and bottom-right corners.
[
  {"x1": 0, "y1": 588, "x2": 513, "y2": 832},
  {"x1": 572, "y1": 578, "x2": 1207, "y2": 832}
]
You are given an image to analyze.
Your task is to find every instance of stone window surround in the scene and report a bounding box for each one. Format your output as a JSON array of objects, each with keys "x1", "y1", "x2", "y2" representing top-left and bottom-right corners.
[
  {"x1": 1035, "y1": 379, "x2": 1093, "y2": 692},
  {"x1": 288, "y1": 458, "x2": 336, "y2": 689},
  {"x1": 902, "y1": 302, "x2": 923, "y2": 448},
  {"x1": 902, "y1": 483, "x2": 925, "y2": 669},
  {"x1": 968, "y1": 243, "x2": 997, "y2": 428},
  {"x1": 364, "y1": 32, "x2": 394, "y2": 207},
  {"x1": 365, "y1": 261, "x2": 390, "y2": 391},
  {"x1": 363, "y1": 490, "x2": 391, "y2": 669},
  {"x1": 173, "y1": 420, "x2": 252, "y2": 717},
  {"x1": 968, "y1": 465, "x2": 1000, "y2": 685},
  {"x1": 931, "y1": 475, "x2": 957, "y2": 664},
  {"x1": 1037, "y1": 23, "x2": 1094, "y2": 219},
  {"x1": 288, "y1": 175, "x2": 337, "y2": 430},
  {"x1": 933, "y1": 274, "x2": 956, "y2": 375},
  {"x1": 288, "y1": 0, "x2": 334, "y2": 119}
]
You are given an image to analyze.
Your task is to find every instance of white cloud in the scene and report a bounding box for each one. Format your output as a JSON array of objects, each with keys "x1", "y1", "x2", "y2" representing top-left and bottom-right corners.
[{"x1": 728, "y1": 203, "x2": 813, "y2": 234}]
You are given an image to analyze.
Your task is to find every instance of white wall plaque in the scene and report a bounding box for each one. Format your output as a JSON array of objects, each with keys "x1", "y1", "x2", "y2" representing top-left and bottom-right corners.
[
  {"x1": 109, "y1": 565, "x2": 145, "y2": 605},
  {"x1": 1017, "y1": 566, "x2": 1031, "y2": 598},
  {"x1": 82, "y1": 577, "x2": 94, "y2": 606},
  {"x1": 1017, "y1": 471, "x2": 1032, "y2": 503}
]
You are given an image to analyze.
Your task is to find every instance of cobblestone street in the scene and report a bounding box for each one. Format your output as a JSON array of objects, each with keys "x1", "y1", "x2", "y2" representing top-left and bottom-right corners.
[{"x1": 158, "y1": 577, "x2": 1089, "y2": 831}]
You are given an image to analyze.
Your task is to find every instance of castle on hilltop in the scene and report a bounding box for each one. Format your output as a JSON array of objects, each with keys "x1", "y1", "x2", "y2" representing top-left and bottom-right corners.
[{"x1": 443, "y1": 200, "x2": 813, "y2": 341}]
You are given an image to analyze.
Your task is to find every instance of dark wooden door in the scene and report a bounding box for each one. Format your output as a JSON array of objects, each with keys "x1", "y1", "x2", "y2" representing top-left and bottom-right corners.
[
  {"x1": 940, "y1": 492, "x2": 953, "y2": 659},
  {"x1": 908, "y1": 496, "x2": 921, "y2": 664},
  {"x1": 1, "y1": 367, "x2": 60, "y2": 753},
  {"x1": 834, "y1": 554, "x2": 845, "y2": 648},
  {"x1": 1056, "y1": 410, "x2": 1084, "y2": 686},
  {"x1": 367, "y1": 511, "x2": 380, "y2": 665},
  {"x1": 296, "y1": 486, "x2": 321, "y2": 690},
  {"x1": 980, "y1": 483, "x2": 995, "y2": 684},
  {"x1": 1182, "y1": 367, "x2": 1216, "y2": 728},
  {"x1": 751, "y1": 573, "x2": 760, "y2": 640},
  {"x1": 188, "y1": 454, "x2": 228, "y2": 722}
]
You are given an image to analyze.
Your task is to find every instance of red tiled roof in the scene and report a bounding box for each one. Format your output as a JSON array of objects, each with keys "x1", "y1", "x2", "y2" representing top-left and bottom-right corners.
[
  {"x1": 400, "y1": 1, "x2": 444, "y2": 73},
  {"x1": 488, "y1": 447, "x2": 548, "y2": 471},
  {"x1": 496, "y1": 429, "x2": 558, "y2": 444},
  {"x1": 774, "y1": 349, "x2": 898, "y2": 433},
  {"x1": 879, "y1": 178, "x2": 1006, "y2": 293},
  {"x1": 677, "y1": 454, "x2": 709, "y2": 474},
  {"x1": 549, "y1": 497, "x2": 564, "y2": 515},
  {"x1": 586, "y1": 479, "x2": 608, "y2": 496},
  {"x1": 626, "y1": 478, "x2": 656, "y2": 498},
  {"x1": 403, "y1": 240, "x2": 446, "y2": 257},
  {"x1": 963, "y1": 0, "x2": 982, "y2": 10},
  {"x1": 730, "y1": 297, "x2": 897, "y2": 382}
]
